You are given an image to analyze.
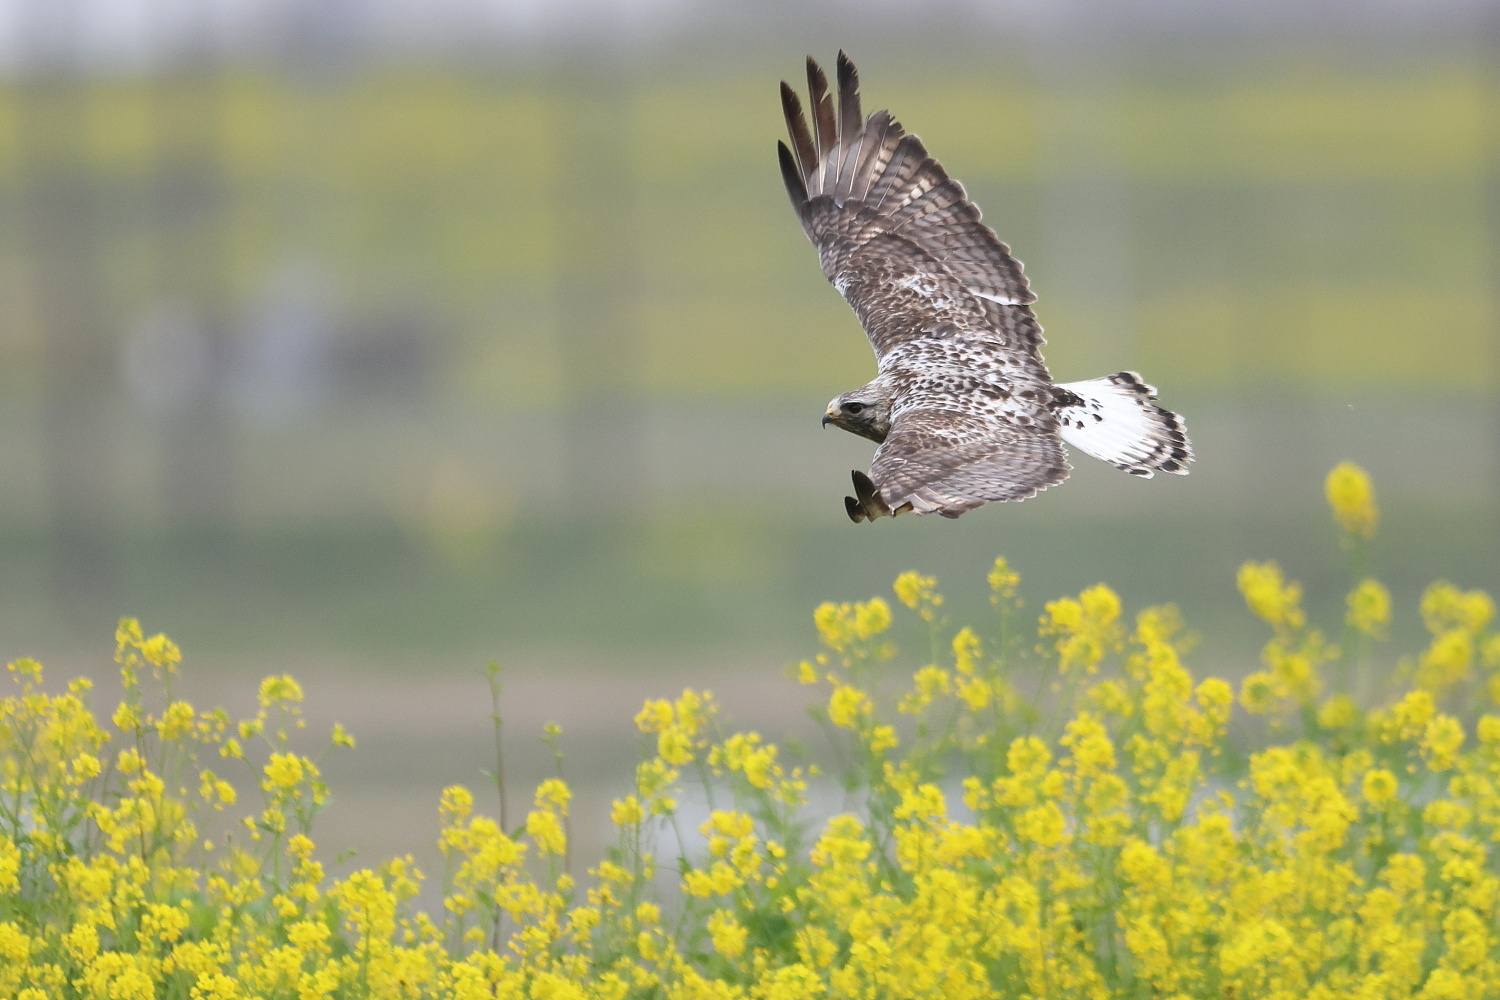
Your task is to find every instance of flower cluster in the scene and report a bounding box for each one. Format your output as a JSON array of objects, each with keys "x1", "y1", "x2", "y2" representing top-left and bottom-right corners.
[
  {"x1": 1326, "y1": 460, "x2": 1379, "y2": 541},
  {"x1": 1, "y1": 463, "x2": 1497, "y2": 998}
]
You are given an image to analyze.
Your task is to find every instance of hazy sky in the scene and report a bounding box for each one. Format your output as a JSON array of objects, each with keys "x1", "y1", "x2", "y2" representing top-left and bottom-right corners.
[{"x1": 0, "y1": 0, "x2": 1482, "y2": 72}]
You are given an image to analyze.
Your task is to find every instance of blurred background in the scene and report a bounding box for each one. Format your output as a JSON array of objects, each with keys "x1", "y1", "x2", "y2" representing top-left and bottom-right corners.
[{"x1": 1, "y1": 0, "x2": 1498, "y2": 870}]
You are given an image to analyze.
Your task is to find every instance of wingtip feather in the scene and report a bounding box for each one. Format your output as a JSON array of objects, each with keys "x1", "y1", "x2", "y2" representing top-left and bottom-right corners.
[
  {"x1": 777, "y1": 140, "x2": 808, "y2": 212},
  {"x1": 834, "y1": 51, "x2": 862, "y2": 194}
]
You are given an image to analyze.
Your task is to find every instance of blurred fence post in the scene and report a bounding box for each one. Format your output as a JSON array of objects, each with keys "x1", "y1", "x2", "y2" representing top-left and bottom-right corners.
[
  {"x1": 150, "y1": 46, "x2": 235, "y2": 546},
  {"x1": 550, "y1": 55, "x2": 643, "y2": 514},
  {"x1": 18, "y1": 4, "x2": 118, "y2": 610}
]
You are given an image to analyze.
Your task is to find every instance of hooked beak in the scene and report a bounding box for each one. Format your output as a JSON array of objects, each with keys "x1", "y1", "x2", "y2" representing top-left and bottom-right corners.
[{"x1": 822, "y1": 411, "x2": 836, "y2": 428}]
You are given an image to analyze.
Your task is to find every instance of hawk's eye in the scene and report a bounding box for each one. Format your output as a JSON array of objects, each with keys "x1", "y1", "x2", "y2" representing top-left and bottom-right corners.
[{"x1": 845, "y1": 402, "x2": 865, "y2": 415}]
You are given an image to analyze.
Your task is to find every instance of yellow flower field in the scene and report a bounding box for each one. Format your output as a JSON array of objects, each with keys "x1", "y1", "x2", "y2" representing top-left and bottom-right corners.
[{"x1": 2, "y1": 463, "x2": 1499, "y2": 999}]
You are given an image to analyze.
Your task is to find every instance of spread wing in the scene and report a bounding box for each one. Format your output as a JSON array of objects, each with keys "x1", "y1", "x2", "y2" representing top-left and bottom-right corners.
[
  {"x1": 870, "y1": 408, "x2": 1070, "y2": 518},
  {"x1": 780, "y1": 52, "x2": 1067, "y2": 518},
  {"x1": 777, "y1": 52, "x2": 1050, "y2": 381}
]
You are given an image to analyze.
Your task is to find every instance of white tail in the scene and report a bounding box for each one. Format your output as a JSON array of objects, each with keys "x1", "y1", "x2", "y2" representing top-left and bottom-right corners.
[{"x1": 1055, "y1": 373, "x2": 1192, "y2": 478}]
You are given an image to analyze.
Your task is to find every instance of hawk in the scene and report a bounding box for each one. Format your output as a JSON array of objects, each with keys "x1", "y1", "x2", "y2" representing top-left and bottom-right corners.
[{"x1": 778, "y1": 53, "x2": 1193, "y2": 521}]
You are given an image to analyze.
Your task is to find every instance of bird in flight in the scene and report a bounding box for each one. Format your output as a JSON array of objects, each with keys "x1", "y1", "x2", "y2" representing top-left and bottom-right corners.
[{"x1": 778, "y1": 53, "x2": 1192, "y2": 522}]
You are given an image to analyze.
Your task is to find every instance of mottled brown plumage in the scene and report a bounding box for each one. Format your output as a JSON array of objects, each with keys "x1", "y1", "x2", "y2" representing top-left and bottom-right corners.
[{"x1": 781, "y1": 52, "x2": 1192, "y2": 520}]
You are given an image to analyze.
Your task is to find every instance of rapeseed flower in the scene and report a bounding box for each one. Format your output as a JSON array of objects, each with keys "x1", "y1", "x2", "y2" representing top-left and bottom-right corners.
[
  {"x1": 826, "y1": 684, "x2": 871, "y2": 728},
  {"x1": 1238, "y1": 560, "x2": 1306, "y2": 631},
  {"x1": 1362, "y1": 767, "x2": 1398, "y2": 804},
  {"x1": 986, "y1": 555, "x2": 1019, "y2": 603},
  {"x1": 1346, "y1": 577, "x2": 1392, "y2": 638},
  {"x1": 1325, "y1": 460, "x2": 1378, "y2": 539},
  {"x1": 3, "y1": 464, "x2": 1498, "y2": 999},
  {"x1": 1041, "y1": 583, "x2": 1122, "y2": 674},
  {"x1": 892, "y1": 570, "x2": 943, "y2": 622}
]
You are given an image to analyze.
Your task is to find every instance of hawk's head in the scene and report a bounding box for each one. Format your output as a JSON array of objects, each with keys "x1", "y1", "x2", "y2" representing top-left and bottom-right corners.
[{"x1": 823, "y1": 386, "x2": 892, "y2": 444}]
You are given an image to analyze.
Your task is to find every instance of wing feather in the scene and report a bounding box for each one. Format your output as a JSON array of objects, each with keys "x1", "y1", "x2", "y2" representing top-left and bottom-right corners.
[
  {"x1": 847, "y1": 109, "x2": 896, "y2": 203},
  {"x1": 865, "y1": 134, "x2": 929, "y2": 214},
  {"x1": 778, "y1": 53, "x2": 1045, "y2": 369},
  {"x1": 779, "y1": 82, "x2": 817, "y2": 187},
  {"x1": 871, "y1": 408, "x2": 1070, "y2": 517},
  {"x1": 777, "y1": 141, "x2": 808, "y2": 219},
  {"x1": 806, "y1": 57, "x2": 837, "y2": 197},
  {"x1": 833, "y1": 52, "x2": 863, "y2": 195}
]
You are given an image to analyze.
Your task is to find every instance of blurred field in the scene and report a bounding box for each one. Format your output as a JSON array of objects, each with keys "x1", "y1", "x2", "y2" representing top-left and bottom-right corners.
[
  {"x1": 1, "y1": 33, "x2": 1498, "y2": 872},
  {"x1": 1, "y1": 57, "x2": 1492, "y2": 400}
]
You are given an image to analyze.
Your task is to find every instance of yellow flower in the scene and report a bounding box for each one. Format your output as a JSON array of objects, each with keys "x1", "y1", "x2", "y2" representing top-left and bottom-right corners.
[
  {"x1": 987, "y1": 556, "x2": 1020, "y2": 604},
  {"x1": 526, "y1": 808, "x2": 566, "y2": 855},
  {"x1": 157, "y1": 700, "x2": 195, "y2": 740},
  {"x1": 707, "y1": 909, "x2": 747, "y2": 958},
  {"x1": 197, "y1": 770, "x2": 237, "y2": 808},
  {"x1": 29, "y1": 551, "x2": 1500, "y2": 999},
  {"x1": 893, "y1": 780, "x2": 946, "y2": 822},
  {"x1": 855, "y1": 597, "x2": 892, "y2": 635},
  {"x1": 1417, "y1": 629, "x2": 1473, "y2": 694},
  {"x1": 713, "y1": 732, "x2": 779, "y2": 791},
  {"x1": 1317, "y1": 694, "x2": 1357, "y2": 730},
  {"x1": 1345, "y1": 578, "x2": 1391, "y2": 639},
  {"x1": 1237, "y1": 561, "x2": 1305, "y2": 630},
  {"x1": 673, "y1": 689, "x2": 708, "y2": 734},
  {"x1": 1061, "y1": 713, "x2": 1116, "y2": 775},
  {"x1": 0, "y1": 837, "x2": 19, "y2": 894},
  {"x1": 1420, "y1": 580, "x2": 1495, "y2": 634},
  {"x1": 610, "y1": 795, "x2": 643, "y2": 826},
  {"x1": 1362, "y1": 768, "x2": 1398, "y2": 805},
  {"x1": 682, "y1": 862, "x2": 741, "y2": 897},
  {"x1": 63, "y1": 922, "x2": 98, "y2": 963},
  {"x1": 1421, "y1": 714, "x2": 1465, "y2": 770},
  {"x1": 140, "y1": 902, "x2": 189, "y2": 944},
  {"x1": 892, "y1": 571, "x2": 942, "y2": 620},
  {"x1": 704, "y1": 810, "x2": 754, "y2": 841},
  {"x1": 899, "y1": 665, "x2": 950, "y2": 713},
  {"x1": 263, "y1": 753, "x2": 308, "y2": 790},
  {"x1": 71, "y1": 753, "x2": 102, "y2": 783},
  {"x1": 1325, "y1": 461, "x2": 1378, "y2": 539},
  {"x1": 535, "y1": 777, "x2": 570, "y2": 812},
  {"x1": 1041, "y1": 584, "x2": 1122, "y2": 674},
  {"x1": 139, "y1": 633, "x2": 182, "y2": 672},
  {"x1": 257, "y1": 674, "x2": 303, "y2": 707},
  {"x1": 1220, "y1": 918, "x2": 1295, "y2": 976},
  {"x1": 634, "y1": 698, "x2": 673, "y2": 733},
  {"x1": 1118, "y1": 838, "x2": 1169, "y2": 890},
  {"x1": 957, "y1": 676, "x2": 991, "y2": 711},
  {"x1": 953, "y1": 627, "x2": 984, "y2": 675},
  {"x1": 657, "y1": 726, "x2": 694, "y2": 765},
  {"x1": 112, "y1": 701, "x2": 141, "y2": 732},
  {"x1": 814, "y1": 598, "x2": 894, "y2": 652},
  {"x1": 1264, "y1": 644, "x2": 1321, "y2": 705},
  {"x1": 439, "y1": 784, "x2": 473, "y2": 823},
  {"x1": 1239, "y1": 671, "x2": 1276, "y2": 714},
  {"x1": 827, "y1": 684, "x2": 871, "y2": 729},
  {"x1": 1016, "y1": 801, "x2": 1068, "y2": 846}
]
